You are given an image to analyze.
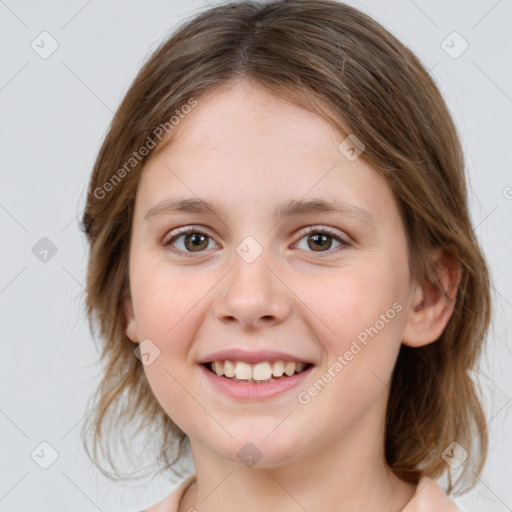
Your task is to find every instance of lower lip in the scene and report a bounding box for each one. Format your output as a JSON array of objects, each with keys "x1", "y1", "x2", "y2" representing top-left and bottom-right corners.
[{"x1": 199, "y1": 364, "x2": 314, "y2": 400}]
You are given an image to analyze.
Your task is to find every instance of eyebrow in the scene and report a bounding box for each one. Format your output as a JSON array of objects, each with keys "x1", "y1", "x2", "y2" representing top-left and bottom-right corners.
[{"x1": 144, "y1": 196, "x2": 377, "y2": 227}]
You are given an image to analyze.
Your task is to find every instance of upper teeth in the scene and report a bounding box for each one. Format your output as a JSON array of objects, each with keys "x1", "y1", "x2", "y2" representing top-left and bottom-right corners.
[{"x1": 210, "y1": 360, "x2": 307, "y2": 380}]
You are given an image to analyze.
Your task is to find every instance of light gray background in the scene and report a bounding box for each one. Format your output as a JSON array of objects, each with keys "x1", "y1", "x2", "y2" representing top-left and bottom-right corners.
[{"x1": 1, "y1": 0, "x2": 511, "y2": 510}]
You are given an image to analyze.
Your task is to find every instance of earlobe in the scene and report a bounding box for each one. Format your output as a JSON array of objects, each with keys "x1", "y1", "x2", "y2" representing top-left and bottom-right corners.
[
  {"x1": 123, "y1": 296, "x2": 139, "y2": 343},
  {"x1": 402, "y1": 249, "x2": 461, "y2": 348}
]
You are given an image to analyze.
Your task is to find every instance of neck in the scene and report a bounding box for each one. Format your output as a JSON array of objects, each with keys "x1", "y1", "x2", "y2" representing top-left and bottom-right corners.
[{"x1": 180, "y1": 398, "x2": 416, "y2": 512}]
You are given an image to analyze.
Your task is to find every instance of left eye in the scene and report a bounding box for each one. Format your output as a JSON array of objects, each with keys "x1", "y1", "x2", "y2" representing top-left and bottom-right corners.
[
  {"x1": 294, "y1": 226, "x2": 349, "y2": 254},
  {"x1": 163, "y1": 226, "x2": 350, "y2": 257}
]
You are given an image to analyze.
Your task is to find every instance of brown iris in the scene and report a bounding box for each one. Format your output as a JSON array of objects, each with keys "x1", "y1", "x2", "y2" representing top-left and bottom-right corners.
[
  {"x1": 184, "y1": 232, "x2": 209, "y2": 252},
  {"x1": 307, "y1": 233, "x2": 332, "y2": 251}
]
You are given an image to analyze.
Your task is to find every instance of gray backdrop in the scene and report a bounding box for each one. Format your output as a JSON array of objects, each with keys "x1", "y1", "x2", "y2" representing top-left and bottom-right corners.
[{"x1": 1, "y1": 0, "x2": 511, "y2": 510}]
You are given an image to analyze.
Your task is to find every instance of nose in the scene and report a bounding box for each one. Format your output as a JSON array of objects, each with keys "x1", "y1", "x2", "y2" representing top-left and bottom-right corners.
[{"x1": 211, "y1": 249, "x2": 292, "y2": 330}]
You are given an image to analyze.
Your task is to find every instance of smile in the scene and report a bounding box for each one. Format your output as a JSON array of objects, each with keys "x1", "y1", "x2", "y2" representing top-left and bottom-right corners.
[
  {"x1": 205, "y1": 360, "x2": 311, "y2": 383},
  {"x1": 200, "y1": 359, "x2": 314, "y2": 400}
]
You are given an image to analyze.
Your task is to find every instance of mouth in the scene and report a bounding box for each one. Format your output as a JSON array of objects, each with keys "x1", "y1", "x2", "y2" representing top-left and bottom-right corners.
[{"x1": 203, "y1": 360, "x2": 313, "y2": 384}]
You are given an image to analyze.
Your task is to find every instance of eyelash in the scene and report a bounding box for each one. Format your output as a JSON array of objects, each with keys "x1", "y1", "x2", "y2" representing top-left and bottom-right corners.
[{"x1": 162, "y1": 225, "x2": 351, "y2": 258}]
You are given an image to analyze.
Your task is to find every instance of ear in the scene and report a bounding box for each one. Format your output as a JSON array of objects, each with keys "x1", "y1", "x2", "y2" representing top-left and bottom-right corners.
[
  {"x1": 402, "y1": 249, "x2": 461, "y2": 347},
  {"x1": 123, "y1": 295, "x2": 139, "y2": 344}
]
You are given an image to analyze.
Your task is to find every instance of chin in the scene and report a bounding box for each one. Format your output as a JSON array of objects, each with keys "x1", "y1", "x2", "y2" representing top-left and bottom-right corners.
[{"x1": 214, "y1": 431, "x2": 304, "y2": 470}]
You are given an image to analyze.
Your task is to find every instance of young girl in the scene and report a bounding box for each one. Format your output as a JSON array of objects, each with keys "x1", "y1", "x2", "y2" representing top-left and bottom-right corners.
[{"x1": 80, "y1": 1, "x2": 491, "y2": 510}]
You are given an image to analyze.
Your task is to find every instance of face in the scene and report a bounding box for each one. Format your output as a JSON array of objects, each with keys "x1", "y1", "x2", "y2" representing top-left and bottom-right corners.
[{"x1": 125, "y1": 81, "x2": 416, "y2": 469}]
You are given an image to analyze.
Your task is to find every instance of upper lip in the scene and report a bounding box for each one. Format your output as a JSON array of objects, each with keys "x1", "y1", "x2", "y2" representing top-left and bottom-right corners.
[{"x1": 198, "y1": 349, "x2": 314, "y2": 365}]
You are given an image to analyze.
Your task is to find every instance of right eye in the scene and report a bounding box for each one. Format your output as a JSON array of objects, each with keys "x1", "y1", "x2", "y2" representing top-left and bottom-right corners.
[{"x1": 163, "y1": 227, "x2": 219, "y2": 257}]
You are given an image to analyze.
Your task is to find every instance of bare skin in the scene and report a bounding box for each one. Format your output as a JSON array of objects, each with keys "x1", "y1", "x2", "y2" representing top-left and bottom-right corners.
[{"x1": 126, "y1": 79, "x2": 459, "y2": 512}]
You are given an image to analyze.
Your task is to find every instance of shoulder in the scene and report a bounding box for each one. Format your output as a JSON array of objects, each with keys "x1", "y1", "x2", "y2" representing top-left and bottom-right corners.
[
  {"x1": 140, "y1": 475, "x2": 197, "y2": 512},
  {"x1": 401, "y1": 476, "x2": 461, "y2": 512}
]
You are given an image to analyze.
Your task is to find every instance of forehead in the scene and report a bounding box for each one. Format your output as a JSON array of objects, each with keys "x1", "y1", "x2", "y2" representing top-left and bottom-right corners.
[
  {"x1": 135, "y1": 82, "x2": 400, "y2": 228},
  {"x1": 149, "y1": 80, "x2": 352, "y2": 174}
]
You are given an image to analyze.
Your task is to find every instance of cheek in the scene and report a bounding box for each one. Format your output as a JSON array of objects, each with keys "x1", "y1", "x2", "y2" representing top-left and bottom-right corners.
[
  {"x1": 131, "y1": 261, "x2": 203, "y2": 342},
  {"x1": 314, "y1": 263, "x2": 406, "y2": 342},
  {"x1": 311, "y1": 264, "x2": 406, "y2": 394},
  {"x1": 132, "y1": 268, "x2": 203, "y2": 431}
]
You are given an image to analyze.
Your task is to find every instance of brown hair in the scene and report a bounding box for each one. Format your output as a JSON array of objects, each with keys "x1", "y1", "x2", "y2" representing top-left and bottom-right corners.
[{"x1": 80, "y1": 0, "x2": 491, "y2": 494}]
